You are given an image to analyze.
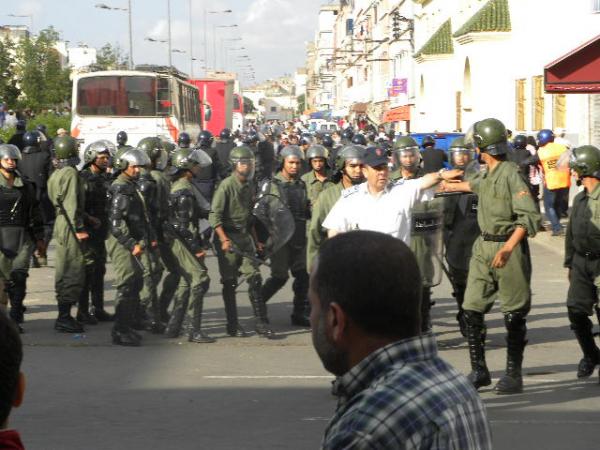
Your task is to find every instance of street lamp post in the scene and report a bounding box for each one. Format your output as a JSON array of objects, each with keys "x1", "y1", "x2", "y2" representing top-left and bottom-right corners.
[
  {"x1": 204, "y1": 8, "x2": 232, "y2": 75},
  {"x1": 167, "y1": 0, "x2": 172, "y2": 68},
  {"x1": 213, "y1": 24, "x2": 237, "y2": 71},
  {"x1": 94, "y1": 2, "x2": 134, "y2": 69}
]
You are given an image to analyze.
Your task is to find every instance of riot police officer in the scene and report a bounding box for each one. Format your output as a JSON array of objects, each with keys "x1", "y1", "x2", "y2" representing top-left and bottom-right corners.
[
  {"x1": 77, "y1": 140, "x2": 114, "y2": 324},
  {"x1": 18, "y1": 130, "x2": 54, "y2": 267},
  {"x1": 351, "y1": 133, "x2": 367, "y2": 147},
  {"x1": 340, "y1": 127, "x2": 354, "y2": 145},
  {"x1": 421, "y1": 135, "x2": 447, "y2": 174},
  {"x1": 301, "y1": 144, "x2": 332, "y2": 210},
  {"x1": 107, "y1": 148, "x2": 154, "y2": 346},
  {"x1": 443, "y1": 137, "x2": 480, "y2": 336},
  {"x1": 0, "y1": 145, "x2": 44, "y2": 332},
  {"x1": 306, "y1": 145, "x2": 365, "y2": 272},
  {"x1": 7, "y1": 120, "x2": 26, "y2": 150},
  {"x1": 443, "y1": 118, "x2": 541, "y2": 394},
  {"x1": 116, "y1": 131, "x2": 129, "y2": 150},
  {"x1": 194, "y1": 130, "x2": 221, "y2": 201},
  {"x1": 209, "y1": 145, "x2": 274, "y2": 338},
  {"x1": 177, "y1": 132, "x2": 192, "y2": 149},
  {"x1": 215, "y1": 128, "x2": 235, "y2": 179},
  {"x1": 390, "y1": 137, "x2": 445, "y2": 332},
  {"x1": 565, "y1": 145, "x2": 600, "y2": 381},
  {"x1": 135, "y1": 136, "x2": 172, "y2": 333},
  {"x1": 260, "y1": 146, "x2": 311, "y2": 327},
  {"x1": 166, "y1": 147, "x2": 214, "y2": 342},
  {"x1": 47, "y1": 136, "x2": 88, "y2": 333}
]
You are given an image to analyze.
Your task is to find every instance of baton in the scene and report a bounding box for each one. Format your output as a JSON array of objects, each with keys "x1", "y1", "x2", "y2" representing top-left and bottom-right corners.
[
  {"x1": 56, "y1": 195, "x2": 86, "y2": 254},
  {"x1": 230, "y1": 244, "x2": 271, "y2": 267}
]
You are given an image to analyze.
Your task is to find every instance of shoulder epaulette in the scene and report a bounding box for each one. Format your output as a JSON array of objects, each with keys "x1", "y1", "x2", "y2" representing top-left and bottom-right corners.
[{"x1": 342, "y1": 185, "x2": 360, "y2": 198}]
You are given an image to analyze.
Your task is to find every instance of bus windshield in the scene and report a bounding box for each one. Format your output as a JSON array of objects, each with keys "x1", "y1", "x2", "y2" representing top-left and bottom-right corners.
[{"x1": 76, "y1": 76, "x2": 157, "y2": 116}]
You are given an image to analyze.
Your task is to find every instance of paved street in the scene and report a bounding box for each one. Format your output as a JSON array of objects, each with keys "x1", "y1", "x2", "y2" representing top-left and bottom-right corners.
[{"x1": 10, "y1": 231, "x2": 600, "y2": 450}]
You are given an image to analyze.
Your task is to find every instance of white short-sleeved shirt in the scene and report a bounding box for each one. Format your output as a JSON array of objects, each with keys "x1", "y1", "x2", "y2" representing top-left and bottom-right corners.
[{"x1": 322, "y1": 178, "x2": 434, "y2": 245}]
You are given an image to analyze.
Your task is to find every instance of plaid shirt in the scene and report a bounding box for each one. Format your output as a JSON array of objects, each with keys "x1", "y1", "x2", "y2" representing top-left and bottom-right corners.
[{"x1": 322, "y1": 334, "x2": 492, "y2": 450}]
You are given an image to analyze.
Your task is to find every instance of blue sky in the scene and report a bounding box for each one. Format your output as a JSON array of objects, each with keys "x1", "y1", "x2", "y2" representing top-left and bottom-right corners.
[{"x1": 4, "y1": 0, "x2": 325, "y2": 85}]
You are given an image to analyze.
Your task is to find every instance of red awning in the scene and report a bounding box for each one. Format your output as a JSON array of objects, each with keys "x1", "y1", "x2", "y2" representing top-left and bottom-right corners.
[
  {"x1": 382, "y1": 105, "x2": 410, "y2": 122},
  {"x1": 545, "y1": 34, "x2": 600, "y2": 93}
]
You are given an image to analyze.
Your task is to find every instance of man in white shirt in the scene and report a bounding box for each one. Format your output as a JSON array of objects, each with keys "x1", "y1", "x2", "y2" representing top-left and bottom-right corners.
[{"x1": 323, "y1": 146, "x2": 461, "y2": 243}]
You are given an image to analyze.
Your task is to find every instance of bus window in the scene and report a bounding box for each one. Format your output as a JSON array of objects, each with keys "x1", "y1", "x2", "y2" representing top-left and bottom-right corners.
[
  {"x1": 157, "y1": 77, "x2": 171, "y2": 116},
  {"x1": 77, "y1": 76, "x2": 157, "y2": 116}
]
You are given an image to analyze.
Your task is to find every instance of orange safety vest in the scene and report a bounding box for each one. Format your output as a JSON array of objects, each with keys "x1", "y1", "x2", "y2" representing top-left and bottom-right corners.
[{"x1": 538, "y1": 142, "x2": 571, "y2": 190}]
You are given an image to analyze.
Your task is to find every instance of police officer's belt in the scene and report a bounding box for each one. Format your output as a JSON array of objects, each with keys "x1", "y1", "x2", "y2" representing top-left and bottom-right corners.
[
  {"x1": 576, "y1": 250, "x2": 600, "y2": 260},
  {"x1": 481, "y1": 232, "x2": 511, "y2": 242}
]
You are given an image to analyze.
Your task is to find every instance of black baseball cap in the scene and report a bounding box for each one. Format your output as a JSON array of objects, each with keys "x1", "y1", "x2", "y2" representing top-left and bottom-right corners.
[{"x1": 363, "y1": 146, "x2": 389, "y2": 167}]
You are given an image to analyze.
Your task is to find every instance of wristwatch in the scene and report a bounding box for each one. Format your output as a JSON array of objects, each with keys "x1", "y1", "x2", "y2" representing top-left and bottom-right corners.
[{"x1": 437, "y1": 168, "x2": 448, "y2": 180}]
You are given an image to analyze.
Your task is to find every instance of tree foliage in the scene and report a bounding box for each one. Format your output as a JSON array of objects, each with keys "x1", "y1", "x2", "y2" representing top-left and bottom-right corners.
[
  {"x1": 95, "y1": 43, "x2": 129, "y2": 70},
  {"x1": 14, "y1": 27, "x2": 71, "y2": 110},
  {"x1": 0, "y1": 26, "x2": 71, "y2": 112},
  {"x1": 0, "y1": 38, "x2": 21, "y2": 106},
  {"x1": 243, "y1": 96, "x2": 256, "y2": 114}
]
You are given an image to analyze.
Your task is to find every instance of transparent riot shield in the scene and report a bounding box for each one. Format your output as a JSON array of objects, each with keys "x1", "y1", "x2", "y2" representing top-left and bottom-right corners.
[
  {"x1": 410, "y1": 199, "x2": 444, "y2": 288},
  {"x1": 252, "y1": 193, "x2": 296, "y2": 257}
]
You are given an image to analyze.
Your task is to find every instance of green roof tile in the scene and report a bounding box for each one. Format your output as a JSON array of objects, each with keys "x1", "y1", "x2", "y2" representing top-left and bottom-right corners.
[
  {"x1": 453, "y1": 0, "x2": 511, "y2": 38},
  {"x1": 415, "y1": 19, "x2": 453, "y2": 57}
]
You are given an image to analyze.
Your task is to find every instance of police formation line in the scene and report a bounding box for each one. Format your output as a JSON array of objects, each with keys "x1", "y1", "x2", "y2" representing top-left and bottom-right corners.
[{"x1": 1, "y1": 119, "x2": 600, "y2": 397}]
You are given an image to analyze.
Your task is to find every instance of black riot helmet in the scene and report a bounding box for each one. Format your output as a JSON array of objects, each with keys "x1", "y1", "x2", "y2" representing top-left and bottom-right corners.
[
  {"x1": 220, "y1": 128, "x2": 231, "y2": 140},
  {"x1": 197, "y1": 130, "x2": 214, "y2": 148},
  {"x1": 351, "y1": 133, "x2": 367, "y2": 146},
  {"x1": 23, "y1": 131, "x2": 42, "y2": 147},
  {"x1": 116, "y1": 130, "x2": 128, "y2": 146},
  {"x1": 36, "y1": 124, "x2": 48, "y2": 136},
  {"x1": 321, "y1": 134, "x2": 334, "y2": 148},
  {"x1": 177, "y1": 132, "x2": 191, "y2": 148},
  {"x1": 422, "y1": 135, "x2": 435, "y2": 148},
  {"x1": 341, "y1": 127, "x2": 354, "y2": 141},
  {"x1": 513, "y1": 134, "x2": 528, "y2": 150}
]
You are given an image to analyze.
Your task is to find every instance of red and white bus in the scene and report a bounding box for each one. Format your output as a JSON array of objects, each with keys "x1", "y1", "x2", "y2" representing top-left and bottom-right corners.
[{"x1": 71, "y1": 68, "x2": 201, "y2": 149}]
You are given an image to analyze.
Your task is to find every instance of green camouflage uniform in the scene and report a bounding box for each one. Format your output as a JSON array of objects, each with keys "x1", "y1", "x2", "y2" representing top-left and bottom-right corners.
[{"x1": 47, "y1": 165, "x2": 87, "y2": 306}]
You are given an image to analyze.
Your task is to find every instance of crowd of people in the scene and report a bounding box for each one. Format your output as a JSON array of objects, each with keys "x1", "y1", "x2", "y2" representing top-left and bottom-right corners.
[
  {"x1": 0, "y1": 117, "x2": 596, "y2": 370},
  {"x1": 2, "y1": 114, "x2": 600, "y2": 448}
]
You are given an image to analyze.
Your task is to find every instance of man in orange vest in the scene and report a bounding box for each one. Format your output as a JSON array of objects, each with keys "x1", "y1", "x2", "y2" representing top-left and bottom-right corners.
[{"x1": 527, "y1": 129, "x2": 571, "y2": 236}]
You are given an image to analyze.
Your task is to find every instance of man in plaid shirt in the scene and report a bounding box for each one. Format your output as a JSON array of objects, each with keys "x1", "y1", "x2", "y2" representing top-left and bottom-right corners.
[{"x1": 310, "y1": 231, "x2": 492, "y2": 449}]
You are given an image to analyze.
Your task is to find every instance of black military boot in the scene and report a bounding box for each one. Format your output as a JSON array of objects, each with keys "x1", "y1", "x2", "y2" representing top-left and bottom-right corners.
[
  {"x1": 290, "y1": 271, "x2": 310, "y2": 327},
  {"x1": 454, "y1": 288, "x2": 468, "y2": 338},
  {"x1": 165, "y1": 294, "x2": 188, "y2": 338},
  {"x1": 495, "y1": 312, "x2": 527, "y2": 394},
  {"x1": 90, "y1": 284, "x2": 114, "y2": 322},
  {"x1": 158, "y1": 272, "x2": 180, "y2": 323},
  {"x1": 112, "y1": 299, "x2": 141, "y2": 347},
  {"x1": 188, "y1": 286, "x2": 216, "y2": 343},
  {"x1": 248, "y1": 277, "x2": 275, "y2": 338},
  {"x1": 421, "y1": 288, "x2": 433, "y2": 333},
  {"x1": 7, "y1": 276, "x2": 26, "y2": 333},
  {"x1": 260, "y1": 276, "x2": 288, "y2": 303},
  {"x1": 569, "y1": 310, "x2": 600, "y2": 378},
  {"x1": 55, "y1": 302, "x2": 85, "y2": 333},
  {"x1": 464, "y1": 311, "x2": 491, "y2": 389},
  {"x1": 223, "y1": 282, "x2": 248, "y2": 337}
]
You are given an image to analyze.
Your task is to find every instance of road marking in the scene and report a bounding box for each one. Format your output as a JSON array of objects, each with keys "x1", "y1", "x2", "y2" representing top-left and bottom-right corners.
[{"x1": 203, "y1": 375, "x2": 333, "y2": 380}]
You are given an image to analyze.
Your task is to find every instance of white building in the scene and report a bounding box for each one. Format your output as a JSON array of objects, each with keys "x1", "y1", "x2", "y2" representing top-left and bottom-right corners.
[
  {"x1": 411, "y1": 0, "x2": 600, "y2": 145},
  {"x1": 307, "y1": 0, "x2": 600, "y2": 145}
]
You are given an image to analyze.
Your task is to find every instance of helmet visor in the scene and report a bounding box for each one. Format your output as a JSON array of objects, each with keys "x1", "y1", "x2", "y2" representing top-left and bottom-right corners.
[{"x1": 393, "y1": 147, "x2": 419, "y2": 170}]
